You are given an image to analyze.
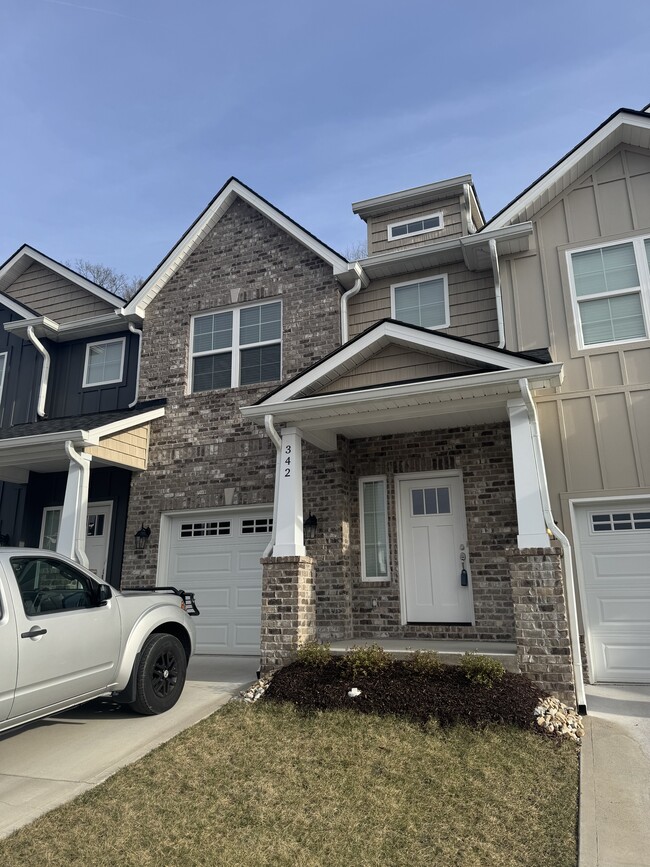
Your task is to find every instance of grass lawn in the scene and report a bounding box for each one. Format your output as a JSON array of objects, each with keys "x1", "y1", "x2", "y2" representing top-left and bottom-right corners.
[{"x1": 0, "y1": 702, "x2": 578, "y2": 867}]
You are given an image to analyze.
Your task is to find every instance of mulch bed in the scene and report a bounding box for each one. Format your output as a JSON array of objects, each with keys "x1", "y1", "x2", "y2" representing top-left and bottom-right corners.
[{"x1": 264, "y1": 660, "x2": 545, "y2": 730}]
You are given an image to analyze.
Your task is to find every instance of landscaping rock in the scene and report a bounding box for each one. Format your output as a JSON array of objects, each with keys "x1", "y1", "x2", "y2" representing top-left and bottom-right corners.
[
  {"x1": 534, "y1": 696, "x2": 584, "y2": 743},
  {"x1": 240, "y1": 672, "x2": 276, "y2": 704}
]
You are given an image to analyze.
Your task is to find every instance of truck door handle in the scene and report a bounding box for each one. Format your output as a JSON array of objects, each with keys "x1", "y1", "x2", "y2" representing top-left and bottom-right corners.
[{"x1": 21, "y1": 627, "x2": 47, "y2": 638}]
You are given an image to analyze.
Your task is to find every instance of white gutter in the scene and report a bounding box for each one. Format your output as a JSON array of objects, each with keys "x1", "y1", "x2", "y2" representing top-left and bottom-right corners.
[
  {"x1": 64, "y1": 440, "x2": 91, "y2": 568},
  {"x1": 463, "y1": 183, "x2": 477, "y2": 234},
  {"x1": 263, "y1": 414, "x2": 282, "y2": 558},
  {"x1": 26, "y1": 325, "x2": 51, "y2": 417},
  {"x1": 519, "y1": 379, "x2": 586, "y2": 711},
  {"x1": 127, "y1": 322, "x2": 142, "y2": 408},
  {"x1": 488, "y1": 239, "x2": 506, "y2": 350},
  {"x1": 340, "y1": 278, "x2": 362, "y2": 344}
]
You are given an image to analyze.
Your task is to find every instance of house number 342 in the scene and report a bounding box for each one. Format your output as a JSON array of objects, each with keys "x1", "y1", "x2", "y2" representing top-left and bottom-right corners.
[{"x1": 284, "y1": 444, "x2": 291, "y2": 477}]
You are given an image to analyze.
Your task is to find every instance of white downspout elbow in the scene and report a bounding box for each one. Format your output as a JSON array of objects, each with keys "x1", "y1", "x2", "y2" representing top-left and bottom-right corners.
[
  {"x1": 519, "y1": 379, "x2": 586, "y2": 711},
  {"x1": 489, "y1": 239, "x2": 506, "y2": 350},
  {"x1": 340, "y1": 278, "x2": 362, "y2": 344},
  {"x1": 127, "y1": 322, "x2": 143, "y2": 408},
  {"x1": 263, "y1": 414, "x2": 282, "y2": 558},
  {"x1": 26, "y1": 326, "x2": 51, "y2": 418}
]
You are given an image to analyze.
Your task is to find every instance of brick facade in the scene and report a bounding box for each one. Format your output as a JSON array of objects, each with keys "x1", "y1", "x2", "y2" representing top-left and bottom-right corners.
[{"x1": 260, "y1": 556, "x2": 316, "y2": 671}]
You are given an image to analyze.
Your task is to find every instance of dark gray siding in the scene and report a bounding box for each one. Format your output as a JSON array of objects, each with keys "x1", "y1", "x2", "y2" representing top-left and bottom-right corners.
[
  {"x1": 0, "y1": 481, "x2": 26, "y2": 546},
  {"x1": 0, "y1": 305, "x2": 41, "y2": 429}
]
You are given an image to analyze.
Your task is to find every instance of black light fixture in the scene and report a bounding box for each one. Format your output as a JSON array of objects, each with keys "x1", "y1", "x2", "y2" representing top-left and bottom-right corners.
[
  {"x1": 303, "y1": 512, "x2": 318, "y2": 541},
  {"x1": 134, "y1": 524, "x2": 151, "y2": 551}
]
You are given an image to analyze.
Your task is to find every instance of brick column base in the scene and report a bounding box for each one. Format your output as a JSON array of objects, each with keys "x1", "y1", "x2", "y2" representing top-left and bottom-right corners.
[
  {"x1": 260, "y1": 556, "x2": 316, "y2": 672},
  {"x1": 508, "y1": 547, "x2": 576, "y2": 707}
]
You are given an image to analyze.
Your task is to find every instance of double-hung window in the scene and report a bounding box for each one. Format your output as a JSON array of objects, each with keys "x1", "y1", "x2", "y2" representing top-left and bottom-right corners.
[
  {"x1": 568, "y1": 238, "x2": 650, "y2": 347},
  {"x1": 191, "y1": 300, "x2": 281, "y2": 392},
  {"x1": 359, "y1": 477, "x2": 390, "y2": 581},
  {"x1": 391, "y1": 274, "x2": 449, "y2": 330},
  {"x1": 83, "y1": 338, "x2": 126, "y2": 387}
]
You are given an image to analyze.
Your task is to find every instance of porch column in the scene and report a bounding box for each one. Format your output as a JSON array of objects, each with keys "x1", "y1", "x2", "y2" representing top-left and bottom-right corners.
[
  {"x1": 56, "y1": 443, "x2": 91, "y2": 567},
  {"x1": 506, "y1": 398, "x2": 549, "y2": 549},
  {"x1": 273, "y1": 427, "x2": 306, "y2": 557}
]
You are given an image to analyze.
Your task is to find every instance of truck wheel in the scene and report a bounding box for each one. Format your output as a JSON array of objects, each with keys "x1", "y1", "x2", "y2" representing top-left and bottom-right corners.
[{"x1": 130, "y1": 633, "x2": 187, "y2": 715}]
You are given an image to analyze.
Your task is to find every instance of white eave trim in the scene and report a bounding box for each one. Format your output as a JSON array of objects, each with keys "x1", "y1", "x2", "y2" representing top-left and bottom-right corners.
[
  {"x1": 4, "y1": 315, "x2": 59, "y2": 338},
  {"x1": 488, "y1": 112, "x2": 650, "y2": 229},
  {"x1": 4, "y1": 310, "x2": 142, "y2": 342},
  {"x1": 124, "y1": 179, "x2": 349, "y2": 317},
  {"x1": 241, "y1": 363, "x2": 564, "y2": 423},
  {"x1": 91, "y1": 405, "x2": 165, "y2": 439},
  {"x1": 0, "y1": 291, "x2": 38, "y2": 320},
  {"x1": 352, "y1": 175, "x2": 474, "y2": 218}
]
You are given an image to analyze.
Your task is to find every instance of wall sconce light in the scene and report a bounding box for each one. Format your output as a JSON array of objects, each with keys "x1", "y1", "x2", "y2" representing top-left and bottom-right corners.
[
  {"x1": 135, "y1": 524, "x2": 151, "y2": 551},
  {"x1": 303, "y1": 512, "x2": 318, "y2": 541}
]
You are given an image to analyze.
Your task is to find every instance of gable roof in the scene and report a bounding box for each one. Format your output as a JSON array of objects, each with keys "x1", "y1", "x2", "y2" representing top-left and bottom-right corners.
[
  {"x1": 0, "y1": 288, "x2": 39, "y2": 320},
  {"x1": 0, "y1": 245, "x2": 125, "y2": 309},
  {"x1": 485, "y1": 107, "x2": 650, "y2": 229},
  {"x1": 124, "y1": 177, "x2": 350, "y2": 317},
  {"x1": 254, "y1": 319, "x2": 552, "y2": 405}
]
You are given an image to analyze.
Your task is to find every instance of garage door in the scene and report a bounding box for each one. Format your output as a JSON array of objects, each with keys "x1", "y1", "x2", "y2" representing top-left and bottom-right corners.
[
  {"x1": 164, "y1": 510, "x2": 272, "y2": 655},
  {"x1": 576, "y1": 502, "x2": 650, "y2": 682}
]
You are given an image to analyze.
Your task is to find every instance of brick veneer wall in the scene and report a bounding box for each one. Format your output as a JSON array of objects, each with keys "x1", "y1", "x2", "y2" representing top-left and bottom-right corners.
[
  {"x1": 260, "y1": 556, "x2": 316, "y2": 670},
  {"x1": 121, "y1": 198, "x2": 342, "y2": 586},
  {"x1": 508, "y1": 547, "x2": 576, "y2": 706}
]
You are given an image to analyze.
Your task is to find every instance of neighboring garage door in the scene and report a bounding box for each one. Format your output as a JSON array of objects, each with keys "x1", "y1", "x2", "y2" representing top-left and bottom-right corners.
[
  {"x1": 576, "y1": 502, "x2": 650, "y2": 682},
  {"x1": 164, "y1": 510, "x2": 272, "y2": 655}
]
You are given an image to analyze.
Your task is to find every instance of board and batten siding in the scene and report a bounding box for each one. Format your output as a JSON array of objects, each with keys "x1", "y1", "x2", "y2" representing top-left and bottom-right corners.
[
  {"x1": 7, "y1": 263, "x2": 116, "y2": 323},
  {"x1": 500, "y1": 144, "x2": 650, "y2": 526},
  {"x1": 366, "y1": 196, "x2": 464, "y2": 255},
  {"x1": 347, "y1": 263, "x2": 499, "y2": 344},
  {"x1": 0, "y1": 305, "x2": 41, "y2": 428}
]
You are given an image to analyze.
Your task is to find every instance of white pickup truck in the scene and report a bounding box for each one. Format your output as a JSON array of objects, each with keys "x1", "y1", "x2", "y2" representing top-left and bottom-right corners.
[{"x1": 0, "y1": 548, "x2": 199, "y2": 735}]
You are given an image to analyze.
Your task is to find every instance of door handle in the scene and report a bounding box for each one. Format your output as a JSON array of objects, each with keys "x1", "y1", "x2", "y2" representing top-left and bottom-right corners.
[{"x1": 21, "y1": 627, "x2": 47, "y2": 638}]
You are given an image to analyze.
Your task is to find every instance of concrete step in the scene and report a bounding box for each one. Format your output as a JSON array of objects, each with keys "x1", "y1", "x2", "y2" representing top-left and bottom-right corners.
[{"x1": 328, "y1": 639, "x2": 519, "y2": 672}]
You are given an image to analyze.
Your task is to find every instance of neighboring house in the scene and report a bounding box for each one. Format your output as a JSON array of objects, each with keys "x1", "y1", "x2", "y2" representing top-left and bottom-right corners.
[{"x1": 0, "y1": 246, "x2": 164, "y2": 585}]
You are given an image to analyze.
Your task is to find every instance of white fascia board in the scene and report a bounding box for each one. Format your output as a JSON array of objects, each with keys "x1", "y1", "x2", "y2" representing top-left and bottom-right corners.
[
  {"x1": 241, "y1": 363, "x2": 564, "y2": 423},
  {"x1": 0, "y1": 292, "x2": 38, "y2": 320},
  {"x1": 352, "y1": 175, "x2": 473, "y2": 218},
  {"x1": 257, "y1": 321, "x2": 543, "y2": 404},
  {"x1": 489, "y1": 113, "x2": 650, "y2": 229},
  {"x1": 0, "y1": 429, "x2": 95, "y2": 452},
  {"x1": 124, "y1": 179, "x2": 349, "y2": 317},
  {"x1": 4, "y1": 316, "x2": 60, "y2": 337},
  {"x1": 91, "y1": 406, "x2": 165, "y2": 439},
  {"x1": 460, "y1": 223, "x2": 533, "y2": 268}
]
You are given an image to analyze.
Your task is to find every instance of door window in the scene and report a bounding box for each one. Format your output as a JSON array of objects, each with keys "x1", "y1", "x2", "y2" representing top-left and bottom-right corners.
[
  {"x1": 11, "y1": 557, "x2": 99, "y2": 615},
  {"x1": 411, "y1": 486, "x2": 451, "y2": 516}
]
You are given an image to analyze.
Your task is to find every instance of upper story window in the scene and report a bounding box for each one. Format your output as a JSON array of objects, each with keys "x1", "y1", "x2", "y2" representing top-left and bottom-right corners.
[
  {"x1": 387, "y1": 212, "x2": 443, "y2": 241},
  {"x1": 191, "y1": 300, "x2": 282, "y2": 392},
  {"x1": 0, "y1": 353, "x2": 6, "y2": 403},
  {"x1": 391, "y1": 275, "x2": 450, "y2": 330},
  {"x1": 83, "y1": 338, "x2": 126, "y2": 387},
  {"x1": 568, "y1": 237, "x2": 650, "y2": 348}
]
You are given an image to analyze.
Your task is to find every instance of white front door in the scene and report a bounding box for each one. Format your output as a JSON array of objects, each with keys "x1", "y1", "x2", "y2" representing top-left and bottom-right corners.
[
  {"x1": 398, "y1": 473, "x2": 473, "y2": 623},
  {"x1": 575, "y1": 501, "x2": 650, "y2": 683},
  {"x1": 41, "y1": 502, "x2": 112, "y2": 581}
]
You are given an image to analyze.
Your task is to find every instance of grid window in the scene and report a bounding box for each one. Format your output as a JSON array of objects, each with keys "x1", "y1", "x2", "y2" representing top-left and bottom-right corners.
[
  {"x1": 392, "y1": 276, "x2": 449, "y2": 330},
  {"x1": 569, "y1": 238, "x2": 650, "y2": 347},
  {"x1": 83, "y1": 338, "x2": 125, "y2": 387},
  {"x1": 411, "y1": 486, "x2": 451, "y2": 516},
  {"x1": 388, "y1": 212, "x2": 443, "y2": 240},
  {"x1": 242, "y1": 518, "x2": 273, "y2": 534},
  {"x1": 191, "y1": 302, "x2": 281, "y2": 391},
  {"x1": 591, "y1": 511, "x2": 650, "y2": 532},
  {"x1": 360, "y1": 478, "x2": 389, "y2": 580},
  {"x1": 180, "y1": 521, "x2": 231, "y2": 538}
]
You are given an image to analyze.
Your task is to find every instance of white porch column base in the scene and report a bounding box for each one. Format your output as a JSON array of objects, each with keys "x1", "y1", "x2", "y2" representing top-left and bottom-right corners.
[
  {"x1": 273, "y1": 427, "x2": 306, "y2": 558},
  {"x1": 507, "y1": 398, "x2": 549, "y2": 549},
  {"x1": 56, "y1": 444, "x2": 91, "y2": 567}
]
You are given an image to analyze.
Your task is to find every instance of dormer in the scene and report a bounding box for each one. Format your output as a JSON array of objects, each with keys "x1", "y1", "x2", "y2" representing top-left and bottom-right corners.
[{"x1": 352, "y1": 175, "x2": 485, "y2": 256}]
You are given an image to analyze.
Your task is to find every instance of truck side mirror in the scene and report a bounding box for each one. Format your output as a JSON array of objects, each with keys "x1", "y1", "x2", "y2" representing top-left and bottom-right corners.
[{"x1": 97, "y1": 584, "x2": 112, "y2": 606}]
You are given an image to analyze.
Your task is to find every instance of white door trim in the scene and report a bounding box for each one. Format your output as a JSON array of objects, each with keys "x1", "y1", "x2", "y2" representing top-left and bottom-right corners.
[
  {"x1": 395, "y1": 470, "x2": 474, "y2": 626},
  {"x1": 569, "y1": 493, "x2": 650, "y2": 682}
]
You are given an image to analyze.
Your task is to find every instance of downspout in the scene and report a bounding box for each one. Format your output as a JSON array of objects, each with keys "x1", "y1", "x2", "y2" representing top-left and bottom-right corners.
[
  {"x1": 263, "y1": 414, "x2": 282, "y2": 558},
  {"x1": 340, "y1": 278, "x2": 362, "y2": 344},
  {"x1": 26, "y1": 326, "x2": 50, "y2": 418},
  {"x1": 488, "y1": 239, "x2": 506, "y2": 350},
  {"x1": 519, "y1": 379, "x2": 587, "y2": 711},
  {"x1": 463, "y1": 183, "x2": 477, "y2": 234},
  {"x1": 127, "y1": 322, "x2": 143, "y2": 408},
  {"x1": 64, "y1": 440, "x2": 91, "y2": 568}
]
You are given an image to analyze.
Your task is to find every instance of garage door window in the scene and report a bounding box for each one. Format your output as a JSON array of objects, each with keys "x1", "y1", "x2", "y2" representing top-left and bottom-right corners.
[
  {"x1": 180, "y1": 521, "x2": 231, "y2": 538},
  {"x1": 242, "y1": 518, "x2": 273, "y2": 534},
  {"x1": 591, "y1": 511, "x2": 650, "y2": 532}
]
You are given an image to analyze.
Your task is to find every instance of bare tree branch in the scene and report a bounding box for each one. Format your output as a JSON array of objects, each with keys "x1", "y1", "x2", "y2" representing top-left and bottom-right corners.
[{"x1": 66, "y1": 258, "x2": 143, "y2": 301}]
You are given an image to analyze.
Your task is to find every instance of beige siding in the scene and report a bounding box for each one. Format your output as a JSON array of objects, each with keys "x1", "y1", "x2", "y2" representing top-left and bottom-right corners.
[
  {"x1": 86, "y1": 425, "x2": 150, "y2": 470},
  {"x1": 367, "y1": 196, "x2": 464, "y2": 255},
  {"x1": 501, "y1": 144, "x2": 650, "y2": 518},
  {"x1": 347, "y1": 263, "x2": 499, "y2": 344},
  {"x1": 7, "y1": 263, "x2": 115, "y2": 323},
  {"x1": 318, "y1": 344, "x2": 479, "y2": 393}
]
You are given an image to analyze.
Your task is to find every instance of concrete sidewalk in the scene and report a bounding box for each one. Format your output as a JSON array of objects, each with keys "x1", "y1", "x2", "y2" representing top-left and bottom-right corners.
[
  {"x1": 580, "y1": 684, "x2": 650, "y2": 867},
  {"x1": 0, "y1": 655, "x2": 256, "y2": 839}
]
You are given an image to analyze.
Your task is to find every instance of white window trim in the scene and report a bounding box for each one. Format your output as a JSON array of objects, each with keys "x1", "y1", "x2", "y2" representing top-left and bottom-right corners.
[
  {"x1": 359, "y1": 475, "x2": 390, "y2": 582},
  {"x1": 387, "y1": 211, "x2": 444, "y2": 241},
  {"x1": 189, "y1": 299, "x2": 282, "y2": 393},
  {"x1": 39, "y1": 506, "x2": 62, "y2": 551},
  {"x1": 82, "y1": 337, "x2": 126, "y2": 388},
  {"x1": 390, "y1": 273, "x2": 450, "y2": 330},
  {"x1": 566, "y1": 235, "x2": 650, "y2": 350},
  {"x1": 0, "y1": 352, "x2": 7, "y2": 404}
]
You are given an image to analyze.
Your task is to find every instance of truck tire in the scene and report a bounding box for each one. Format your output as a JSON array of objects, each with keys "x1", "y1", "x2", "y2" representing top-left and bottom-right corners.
[{"x1": 130, "y1": 633, "x2": 187, "y2": 715}]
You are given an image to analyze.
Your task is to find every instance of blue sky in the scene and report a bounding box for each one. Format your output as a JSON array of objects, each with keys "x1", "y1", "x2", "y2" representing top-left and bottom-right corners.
[{"x1": 1, "y1": 0, "x2": 649, "y2": 279}]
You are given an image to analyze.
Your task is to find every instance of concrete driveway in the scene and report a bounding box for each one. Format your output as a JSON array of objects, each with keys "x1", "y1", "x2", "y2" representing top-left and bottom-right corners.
[{"x1": 0, "y1": 655, "x2": 256, "y2": 839}]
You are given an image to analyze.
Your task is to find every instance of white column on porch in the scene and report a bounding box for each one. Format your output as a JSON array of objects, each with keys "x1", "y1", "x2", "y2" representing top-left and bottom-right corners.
[
  {"x1": 273, "y1": 426, "x2": 306, "y2": 558},
  {"x1": 507, "y1": 398, "x2": 549, "y2": 549},
  {"x1": 56, "y1": 442, "x2": 91, "y2": 567}
]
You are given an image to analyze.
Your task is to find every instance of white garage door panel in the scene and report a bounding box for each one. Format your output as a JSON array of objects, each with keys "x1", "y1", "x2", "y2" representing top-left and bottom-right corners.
[
  {"x1": 577, "y1": 501, "x2": 650, "y2": 683},
  {"x1": 163, "y1": 510, "x2": 272, "y2": 656}
]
